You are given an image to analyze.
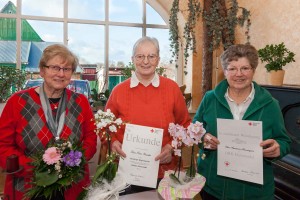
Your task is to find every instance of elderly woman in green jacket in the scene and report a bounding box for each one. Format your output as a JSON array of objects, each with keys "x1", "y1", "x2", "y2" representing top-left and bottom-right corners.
[{"x1": 194, "y1": 44, "x2": 290, "y2": 200}]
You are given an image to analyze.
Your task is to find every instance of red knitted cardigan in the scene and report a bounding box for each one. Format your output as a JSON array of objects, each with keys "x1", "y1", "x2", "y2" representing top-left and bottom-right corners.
[{"x1": 106, "y1": 76, "x2": 191, "y2": 178}]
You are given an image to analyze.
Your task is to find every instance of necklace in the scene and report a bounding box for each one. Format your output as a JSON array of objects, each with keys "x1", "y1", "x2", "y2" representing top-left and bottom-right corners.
[{"x1": 49, "y1": 98, "x2": 60, "y2": 109}]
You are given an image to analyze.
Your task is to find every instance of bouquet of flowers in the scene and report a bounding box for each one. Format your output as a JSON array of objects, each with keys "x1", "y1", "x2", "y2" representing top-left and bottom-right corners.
[
  {"x1": 157, "y1": 121, "x2": 206, "y2": 200},
  {"x1": 92, "y1": 109, "x2": 123, "y2": 183},
  {"x1": 78, "y1": 109, "x2": 127, "y2": 200},
  {"x1": 25, "y1": 139, "x2": 86, "y2": 199}
]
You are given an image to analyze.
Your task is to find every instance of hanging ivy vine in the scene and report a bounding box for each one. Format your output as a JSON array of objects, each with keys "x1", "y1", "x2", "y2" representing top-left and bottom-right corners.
[
  {"x1": 183, "y1": 0, "x2": 201, "y2": 74},
  {"x1": 169, "y1": 0, "x2": 251, "y2": 75},
  {"x1": 169, "y1": 0, "x2": 201, "y2": 73},
  {"x1": 202, "y1": 0, "x2": 251, "y2": 51},
  {"x1": 169, "y1": 0, "x2": 180, "y2": 67}
]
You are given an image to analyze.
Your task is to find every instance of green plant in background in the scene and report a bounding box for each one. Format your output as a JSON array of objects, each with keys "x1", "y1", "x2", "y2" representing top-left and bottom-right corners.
[
  {"x1": 202, "y1": 0, "x2": 251, "y2": 52},
  {"x1": 258, "y1": 42, "x2": 296, "y2": 72},
  {"x1": 91, "y1": 88, "x2": 110, "y2": 108},
  {"x1": 121, "y1": 62, "x2": 167, "y2": 80},
  {"x1": 156, "y1": 67, "x2": 167, "y2": 77},
  {"x1": 183, "y1": 0, "x2": 201, "y2": 72},
  {"x1": 169, "y1": 0, "x2": 180, "y2": 67},
  {"x1": 0, "y1": 66, "x2": 27, "y2": 102},
  {"x1": 169, "y1": 0, "x2": 201, "y2": 72},
  {"x1": 121, "y1": 62, "x2": 135, "y2": 80}
]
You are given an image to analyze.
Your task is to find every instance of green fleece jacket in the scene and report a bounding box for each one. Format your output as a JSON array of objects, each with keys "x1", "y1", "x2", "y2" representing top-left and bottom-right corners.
[{"x1": 193, "y1": 80, "x2": 291, "y2": 200}]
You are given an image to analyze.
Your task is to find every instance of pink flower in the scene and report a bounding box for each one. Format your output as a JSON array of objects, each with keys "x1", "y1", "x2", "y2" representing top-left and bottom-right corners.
[{"x1": 43, "y1": 147, "x2": 61, "y2": 165}]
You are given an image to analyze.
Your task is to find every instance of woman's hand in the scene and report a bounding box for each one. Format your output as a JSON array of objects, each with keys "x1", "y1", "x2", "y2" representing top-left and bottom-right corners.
[
  {"x1": 260, "y1": 139, "x2": 280, "y2": 158},
  {"x1": 203, "y1": 133, "x2": 220, "y2": 150},
  {"x1": 111, "y1": 140, "x2": 126, "y2": 158},
  {"x1": 155, "y1": 144, "x2": 173, "y2": 164}
]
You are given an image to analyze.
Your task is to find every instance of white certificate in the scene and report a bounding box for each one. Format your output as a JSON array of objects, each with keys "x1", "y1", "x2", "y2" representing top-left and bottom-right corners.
[
  {"x1": 217, "y1": 118, "x2": 263, "y2": 184},
  {"x1": 118, "y1": 124, "x2": 163, "y2": 188}
]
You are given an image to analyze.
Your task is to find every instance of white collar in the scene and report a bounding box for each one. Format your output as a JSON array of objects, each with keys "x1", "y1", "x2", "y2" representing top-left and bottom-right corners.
[
  {"x1": 130, "y1": 72, "x2": 160, "y2": 88},
  {"x1": 225, "y1": 82, "x2": 255, "y2": 103}
]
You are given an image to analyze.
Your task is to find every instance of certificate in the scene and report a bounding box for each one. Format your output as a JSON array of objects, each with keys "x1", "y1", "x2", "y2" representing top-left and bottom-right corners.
[
  {"x1": 118, "y1": 124, "x2": 163, "y2": 188},
  {"x1": 217, "y1": 118, "x2": 263, "y2": 184}
]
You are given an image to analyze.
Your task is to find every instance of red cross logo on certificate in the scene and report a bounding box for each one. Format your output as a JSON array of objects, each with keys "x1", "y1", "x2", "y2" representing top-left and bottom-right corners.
[
  {"x1": 150, "y1": 129, "x2": 154, "y2": 133},
  {"x1": 224, "y1": 161, "x2": 230, "y2": 167},
  {"x1": 248, "y1": 122, "x2": 252, "y2": 126}
]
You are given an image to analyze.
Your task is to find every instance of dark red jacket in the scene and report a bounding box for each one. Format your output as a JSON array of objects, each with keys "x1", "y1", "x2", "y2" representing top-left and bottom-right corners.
[{"x1": 0, "y1": 87, "x2": 97, "y2": 200}]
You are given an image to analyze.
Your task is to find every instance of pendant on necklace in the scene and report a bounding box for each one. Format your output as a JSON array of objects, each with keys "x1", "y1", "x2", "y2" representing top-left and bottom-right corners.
[{"x1": 54, "y1": 104, "x2": 58, "y2": 109}]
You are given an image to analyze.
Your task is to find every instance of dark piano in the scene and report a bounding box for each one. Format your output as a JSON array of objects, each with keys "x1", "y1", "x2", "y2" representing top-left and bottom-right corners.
[{"x1": 262, "y1": 85, "x2": 300, "y2": 200}]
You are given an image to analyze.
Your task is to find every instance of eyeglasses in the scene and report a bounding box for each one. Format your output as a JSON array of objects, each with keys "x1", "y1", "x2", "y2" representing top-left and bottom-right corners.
[
  {"x1": 44, "y1": 65, "x2": 73, "y2": 74},
  {"x1": 134, "y1": 54, "x2": 158, "y2": 63},
  {"x1": 226, "y1": 66, "x2": 253, "y2": 75}
]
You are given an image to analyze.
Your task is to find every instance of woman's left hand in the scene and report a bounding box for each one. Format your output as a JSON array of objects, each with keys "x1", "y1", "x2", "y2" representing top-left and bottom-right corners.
[
  {"x1": 260, "y1": 139, "x2": 280, "y2": 158},
  {"x1": 155, "y1": 144, "x2": 173, "y2": 164}
]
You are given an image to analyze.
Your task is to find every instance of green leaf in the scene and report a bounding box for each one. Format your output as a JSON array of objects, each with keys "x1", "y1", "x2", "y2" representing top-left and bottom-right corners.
[
  {"x1": 105, "y1": 162, "x2": 118, "y2": 182},
  {"x1": 77, "y1": 189, "x2": 88, "y2": 200},
  {"x1": 57, "y1": 176, "x2": 72, "y2": 186},
  {"x1": 169, "y1": 173, "x2": 182, "y2": 185},
  {"x1": 92, "y1": 162, "x2": 109, "y2": 183},
  {"x1": 35, "y1": 171, "x2": 59, "y2": 186}
]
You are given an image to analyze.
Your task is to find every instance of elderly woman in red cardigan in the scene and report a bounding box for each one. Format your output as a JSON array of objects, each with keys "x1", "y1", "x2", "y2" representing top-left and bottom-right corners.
[
  {"x1": 0, "y1": 44, "x2": 97, "y2": 200},
  {"x1": 105, "y1": 36, "x2": 191, "y2": 194}
]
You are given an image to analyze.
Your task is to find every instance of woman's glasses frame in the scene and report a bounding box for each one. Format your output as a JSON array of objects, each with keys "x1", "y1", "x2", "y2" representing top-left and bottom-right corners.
[
  {"x1": 134, "y1": 54, "x2": 159, "y2": 63},
  {"x1": 44, "y1": 65, "x2": 73, "y2": 74},
  {"x1": 225, "y1": 66, "x2": 253, "y2": 75}
]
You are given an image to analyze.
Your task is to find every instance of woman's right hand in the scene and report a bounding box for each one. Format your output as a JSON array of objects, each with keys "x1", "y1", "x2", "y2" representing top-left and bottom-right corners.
[
  {"x1": 111, "y1": 140, "x2": 126, "y2": 158},
  {"x1": 203, "y1": 133, "x2": 220, "y2": 150}
]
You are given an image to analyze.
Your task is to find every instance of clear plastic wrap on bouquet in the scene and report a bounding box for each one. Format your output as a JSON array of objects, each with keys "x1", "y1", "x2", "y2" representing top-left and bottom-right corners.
[
  {"x1": 85, "y1": 173, "x2": 129, "y2": 200},
  {"x1": 157, "y1": 170, "x2": 206, "y2": 200}
]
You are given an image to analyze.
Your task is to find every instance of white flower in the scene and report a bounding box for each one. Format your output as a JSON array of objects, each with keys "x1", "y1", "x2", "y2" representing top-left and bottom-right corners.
[
  {"x1": 109, "y1": 125, "x2": 117, "y2": 132},
  {"x1": 67, "y1": 141, "x2": 72, "y2": 148},
  {"x1": 55, "y1": 162, "x2": 61, "y2": 172},
  {"x1": 115, "y1": 118, "x2": 123, "y2": 125}
]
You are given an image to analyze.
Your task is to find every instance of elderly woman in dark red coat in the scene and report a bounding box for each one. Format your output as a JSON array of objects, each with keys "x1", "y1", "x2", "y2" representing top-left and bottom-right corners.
[{"x1": 0, "y1": 44, "x2": 97, "y2": 200}]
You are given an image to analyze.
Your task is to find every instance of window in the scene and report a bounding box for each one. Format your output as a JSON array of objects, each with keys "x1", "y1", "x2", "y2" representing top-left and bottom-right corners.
[{"x1": 0, "y1": 0, "x2": 176, "y2": 90}]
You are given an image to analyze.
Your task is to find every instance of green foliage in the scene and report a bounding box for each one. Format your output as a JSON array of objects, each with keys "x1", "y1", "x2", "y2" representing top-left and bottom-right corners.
[
  {"x1": 169, "y1": 0, "x2": 201, "y2": 70},
  {"x1": 258, "y1": 42, "x2": 296, "y2": 72},
  {"x1": 121, "y1": 62, "x2": 135, "y2": 80},
  {"x1": 121, "y1": 62, "x2": 167, "y2": 80},
  {"x1": 0, "y1": 66, "x2": 27, "y2": 102},
  {"x1": 91, "y1": 88, "x2": 110, "y2": 108},
  {"x1": 91, "y1": 153, "x2": 118, "y2": 184},
  {"x1": 183, "y1": 0, "x2": 201, "y2": 69},
  {"x1": 169, "y1": 0, "x2": 180, "y2": 68},
  {"x1": 169, "y1": 0, "x2": 250, "y2": 73},
  {"x1": 203, "y1": 0, "x2": 251, "y2": 51},
  {"x1": 25, "y1": 139, "x2": 86, "y2": 199},
  {"x1": 156, "y1": 67, "x2": 167, "y2": 76}
]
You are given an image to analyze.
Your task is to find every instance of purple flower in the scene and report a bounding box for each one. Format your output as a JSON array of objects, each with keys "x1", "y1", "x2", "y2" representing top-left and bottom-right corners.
[{"x1": 62, "y1": 150, "x2": 82, "y2": 167}]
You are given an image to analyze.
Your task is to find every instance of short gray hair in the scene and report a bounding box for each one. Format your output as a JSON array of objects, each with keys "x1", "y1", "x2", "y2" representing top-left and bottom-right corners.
[
  {"x1": 132, "y1": 36, "x2": 160, "y2": 56},
  {"x1": 220, "y1": 44, "x2": 259, "y2": 70}
]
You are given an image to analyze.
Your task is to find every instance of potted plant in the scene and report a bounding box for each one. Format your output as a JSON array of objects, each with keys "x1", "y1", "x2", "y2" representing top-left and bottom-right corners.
[
  {"x1": 0, "y1": 66, "x2": 27, "y2": 115},
  {"x1": 91, "y1": 88, "x2": 110, "y2": 112},
  {"x1": 258, "y1": 42, "x2": 296, "y2": 86}
]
